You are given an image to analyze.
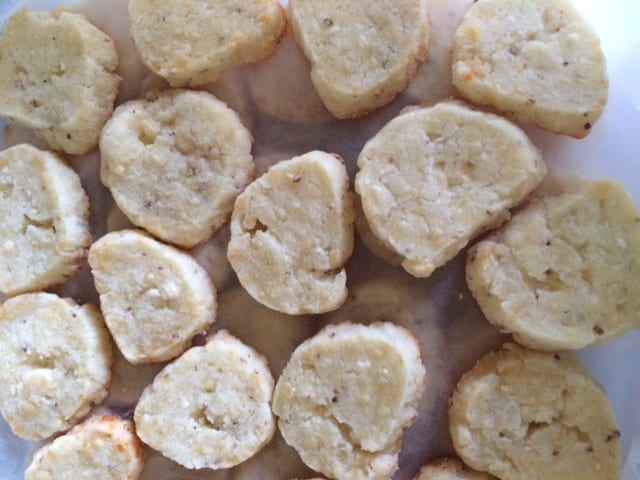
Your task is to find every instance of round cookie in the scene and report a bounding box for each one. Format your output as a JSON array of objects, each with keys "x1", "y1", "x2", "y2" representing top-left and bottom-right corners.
[
  {"x1": 0, "y1": 293, "x2": 112, "y2": 441},
  {"x1": 452, "y1": 0, "x2": 608, "y2": 138},
  {"x1": 272, "y1": 322, "x2": 426, "y2": 480},
  {"x1": 355, "y1": 101, "x2": 547, "y2": 279},
  {"x1": 449, "y1": 344, "x2": 621, "y2": 480},
  {"x1": 414, "y1": 457, "x2": 497, "y2": 480},
  {"x1": 99, "y1": 88, "x2": 254, "y2": 248},
  {"x1": 0, "y1": 9, "x2": 120, "y2": 154},
  {"x1": 227, "y1": 151, "x2": 355, "y2": 315},
  {"x1": 466, "y1": 180, "x2": 640, "y2": 350},
  {"x1": 134, "y1": 330, "x2": 275, "y2": 470},
  {"x1": 88, "y1": 229, "x2": 216, "y2": 364},
  {"x1": 128, "y1": 0, "x2": 286, "y2": 87},
  {"x1": 288, "y1": 0, "x2": 430, "y2": 119},
  {"x1": 0, "y1": 144, "x2": 91, "y2": 296},
  {"x1": 25, "y1": 415, "x2": 145, "y2": 480}
]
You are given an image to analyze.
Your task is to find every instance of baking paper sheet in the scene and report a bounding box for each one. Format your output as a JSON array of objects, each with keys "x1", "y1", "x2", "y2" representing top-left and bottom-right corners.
[{"x1": 1, "y1": 0, "x2": 639, "y2": 479}]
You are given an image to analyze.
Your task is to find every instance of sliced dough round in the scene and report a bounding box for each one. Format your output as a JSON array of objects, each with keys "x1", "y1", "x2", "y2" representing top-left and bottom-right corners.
[
  {"x1": 227, "y1": 151, "x2": 355, "y2": 315},
  {"x1": 88, "y1": 229, "x2": 216, "y2": 364},
  {"x1": 0, "y1": 9, "x2": 120, "y2": 155},
  {"x1": 25, "y1": 415, "x2": 145, "y2": 480},
  {"x1": 356, "y1": 101, "x2": 547, "y2": 279},
  {"x1": 0, "y1": 144, "x2": 91, "y2": 296},
  {"x1": 128, "y1": 0, "x2": 286, "y2": 87},
  {"x1": 0, "y1": 293, "x2": 112, "y2": 441},
  {"x1": 414, "y1": 457, "x2": 497, "y2": 480},
  {"x1": 272, "y1": 322, "x2": 426, "y2": 480},
  {"x1": 134, "y1": 330, "x2": 275, "y2": 470},
  {"x1": 466, "y1": 180, "x2": 640, "y2": 350},
  {"x1": 452, "y1": 0, "x2": 608, "y2": 138},
  {"x1": 288, "y1": 0, "x2": 430, "y2": 118},
  {"x1": 449, "y1": 344, "x2": 621, "y2": 480},
  {"x1": 99, "y1": 89, "x2": 254, "y2": 248}
]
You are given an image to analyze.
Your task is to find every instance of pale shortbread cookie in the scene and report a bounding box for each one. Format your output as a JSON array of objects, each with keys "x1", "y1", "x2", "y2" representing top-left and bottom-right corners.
[
  {"x1": 414, "y1": 457, "x2": 497, "y2": 480},
  {"x1": 452, "y1": 0, "x2": 608, "y2": 138},
  {"x1": 25, "y1": 415, "x2": 145, "y2": 480},
  {"x1": 356, "y1": 101, "x2": 547, "y2": 278},
  {"x1": 134, "y1": 331, "x2": 275, "y2": 470},
  {"x1": 449, "y1": 344, "x2": 621, "y2": 480},
  {"x1": 100, "y1": 89, "x2": 254, "y2": 248},
  {"x1": 0, "y1": 9, "x2": 119, "y2": 154},
  {"x1": 0, "y1": 293, "x2": 112, "y2": 441},
  {"x1": 88, "y1": 230, "x2": 216, "y2": 364},
  {"x1": 249, "y1": 27, "x2": 332, "y2": 125},
  {"x1": 273, "y1": 322, "x2": 426, "y2": 480},
  {"x1": 128, "y1": 0, "x2": 286, "y2": 87},
  {"x1": 227, "y1": 151, "x2": 355, "y2": 315},
  {"x1": 466, "y1": 180, "x2": 640, "y2": 350},
  {"x1": 288, "y1": 0, "x2": 430, "y2": 118},
  {"x1": 0, "y1": 144, "x2": 91, "y2": 296}
]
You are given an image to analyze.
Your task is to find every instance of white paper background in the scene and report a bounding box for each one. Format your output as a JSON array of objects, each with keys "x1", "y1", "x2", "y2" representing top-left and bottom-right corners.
[{"x1": 0, "y1": 0, "x2": 639, "y2": 479}]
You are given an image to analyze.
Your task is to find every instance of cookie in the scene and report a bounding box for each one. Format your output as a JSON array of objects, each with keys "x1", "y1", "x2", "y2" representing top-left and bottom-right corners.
[
  {"x1": 356, "y1": 101, "x2": 546, "y2": 278},
  {"x1": 0, "y1": 9, "x2": 120, "y2": 154},
  {"x1": 0, "y1": 144, "x2": 91, "y2": 296},
  {"x1": 449, "y1": 344, "x2": 621, "y2": 480},
  {"x1": 134, "y1": 330, "x2": 275, "y2": 470},
  {"x1": 99, "y1": 89, "x2": 254, "y2": 248},
  {"x1": 0, "y1": 293, "x2": 112, "y2": 440},
  {"x1": 227, "y1": 151, "x2": 355, "y2": 315},
  {"x1": 414, "y1": 457, "x2": 497, "y2": 479},
  {"x1": 288, "y1": 0, "x2": 430, "y2": 118},
  {"x1": 466, "y1": 180, "x2": 640, "y2": 350},
  {"x1": 128, "y1": 0, "x2": 286, "y2": 87},
  {"x1": 452, "y1": 0, "x2": 608, "y2": 138},
  {"x1": 88, "y1": 229, "x2": 216, "y2": 364},
  {"x1": 25, "y1": 415, "x2": 145, "y2": 480},
  {"x1": 272, "y1": 322, "x2": 426, "y2": 480}
]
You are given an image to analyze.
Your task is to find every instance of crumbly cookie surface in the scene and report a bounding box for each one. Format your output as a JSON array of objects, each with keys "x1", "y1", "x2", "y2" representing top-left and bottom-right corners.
[
  {"x1": 356, "y1": 101, "x2": 546, "y2": 278},
  {"x1": 134, "y1": 331, "x2": 275, "y2": 469},
  {"x1": 449, "y1": 344, "x2": 621, "y2": 480},
  {"x1": 88, "y1": 229, "x2": 216, "y2": 364},
  {"x1": 0, "y1": 9, "x2": 119, "y2": 154},
  {"x1": 0, "y1": 144, "x2": 91, "y2": 296},
  {"x1": 452, "y1": 0, "x2": 608, "y2": 137},
  {"x1": 228, "y1": 151, "x2": 355, "y2": 315},
  {"x1": 466, "y1": 180, "x2": 640, "y2": 350},
  {"x1": 0, "y1": 293, "x2": 112, "y2": 440},
  {"x1": 25, "y1": 415, "x2": 145, "y2": 480},
  {"x1": 288, "y1": 0, "x2": 430, "y2": 118},
  {"x1": 100, "y1": 89, "x2": 254, "y2": 248},
  {"x1": 273, "y1": 322, "x2": 426, "y2": 480},
  {"x1": 129, "y1": 0, "x2": 286, "y2": 86}
]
